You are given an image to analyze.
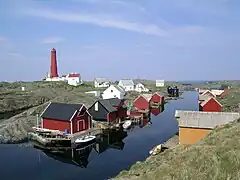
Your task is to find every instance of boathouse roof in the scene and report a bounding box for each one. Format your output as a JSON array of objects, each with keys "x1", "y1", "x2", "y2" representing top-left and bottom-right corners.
[
  {"x1": 40, "y1": 102, "x2": 83, "y2": 121},
  {"x1": 198, "y1": 95, "x2": 210, "y2": 101},
  {"x1": 98, "y1": 98, "x2": 125, "y2": 112},
  {"x1": 175, "y1": 110, "x2": 240, "y2": 129}
]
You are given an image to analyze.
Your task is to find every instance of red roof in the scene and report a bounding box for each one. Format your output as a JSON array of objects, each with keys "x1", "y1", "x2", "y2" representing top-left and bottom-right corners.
[{"x1": 68, "y1": 73, "x2": 80, "y2": 77}]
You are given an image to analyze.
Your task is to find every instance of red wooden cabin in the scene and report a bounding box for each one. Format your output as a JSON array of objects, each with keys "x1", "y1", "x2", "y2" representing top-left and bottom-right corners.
[
  {"x1": 40, "y1": 102, "x2": 92, "y2": 134},
  {"x1": 133, "y1": 94, "x2": 152, "y2": 110},
  {"x1": 199, "y1": 97, "x2": 222, "y2": 112},
  {"x1": 151, "y1": 93, "x2": 164, "y2": 105}
]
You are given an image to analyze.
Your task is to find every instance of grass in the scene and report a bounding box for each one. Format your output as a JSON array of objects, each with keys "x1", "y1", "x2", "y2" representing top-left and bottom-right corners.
[
  {"x1": 0, "y1": 81, "x2": 97, "y2": 114},
  {"x1": 218, "y1": 83, "x2": 240, "y2": 112},
  {"x1": 113, "y1": 118, "x2": 240, "y2": 180}
]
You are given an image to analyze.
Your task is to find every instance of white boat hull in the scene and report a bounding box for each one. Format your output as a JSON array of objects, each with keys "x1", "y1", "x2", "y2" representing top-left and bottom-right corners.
[
  {"x1": 75, "y1": 135, "x2": 96, "y2": 143},
  {"x1": 123, "y1": 120, "x2": 132, "y2": 129}
]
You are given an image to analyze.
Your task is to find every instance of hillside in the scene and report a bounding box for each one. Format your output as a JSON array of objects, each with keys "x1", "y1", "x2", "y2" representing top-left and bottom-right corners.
[{"x1": 113, "y1": 118, "x2": 240, "y2": 180}]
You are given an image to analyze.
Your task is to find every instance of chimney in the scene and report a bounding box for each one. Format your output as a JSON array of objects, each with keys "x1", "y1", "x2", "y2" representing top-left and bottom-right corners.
[{"x1": 50, "y1": 48, "x2": 58, "y2": 78}]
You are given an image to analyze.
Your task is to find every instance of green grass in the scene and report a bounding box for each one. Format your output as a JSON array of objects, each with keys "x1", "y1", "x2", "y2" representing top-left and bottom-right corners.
[
  {"x1": 218, "y1": 83, "x2": 240, "y2": 112},
  {"x1": 0, "y1": 81, "x2": 97, "y2": 114},
  {"x1": 113, "y1": 118, "x2": 240, "y2": 180}
]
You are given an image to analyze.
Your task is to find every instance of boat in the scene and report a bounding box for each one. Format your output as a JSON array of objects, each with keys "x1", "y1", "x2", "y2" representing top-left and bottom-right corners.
[
  {"x1": 75, "y1": 135, "x2": 96, "y2": 148},
  {"x1": 122, "y1": 120, "x2": 132, "y2": 129},
  {"x1": 149, "y1": 144, "x2": 163, "y2": 156}
]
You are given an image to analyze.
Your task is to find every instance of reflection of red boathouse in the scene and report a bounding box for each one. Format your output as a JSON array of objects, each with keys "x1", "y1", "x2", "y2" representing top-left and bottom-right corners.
[
  {"x1": 150, "y1": 105, "x2": 164, "y2": 116},
  {"x1": 139, "y1": 116, "x2": 150, "y2": 128}
]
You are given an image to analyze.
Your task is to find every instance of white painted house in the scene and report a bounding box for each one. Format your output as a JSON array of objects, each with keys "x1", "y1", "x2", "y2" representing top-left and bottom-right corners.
[
  {"x1": 94, "y1": 78, "x2": 110, "y2": 88},
  {"x1": 118, "y1": 79, "x2": 134, "y2": 92},
  {"x1": 135, "y1": 83, "x2": 149, "y2": 93},
  {"x1": 66, "y1": 73, "x2": 83, "y2": 86},
  {"x1": 101, "y1": 85, "x2": 125, "y2": 100},
  {"x1": 156, "y1": 80, "x2": 165, "y2": 87}
]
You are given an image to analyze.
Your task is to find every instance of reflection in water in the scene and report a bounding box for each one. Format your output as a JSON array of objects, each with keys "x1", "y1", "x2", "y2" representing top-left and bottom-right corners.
[
  {"x1": 94, "y1": 129, "x2": 128, "y2": 154},
  {"x1": 34, "y1": 129, "x2": 128, "y2": 168},
  {"x1": 38, "y1": 145, "x2": 93, "y2": 168},
  {"x1": 150, "y1": 105, "x2": 165, "y2": 116}
]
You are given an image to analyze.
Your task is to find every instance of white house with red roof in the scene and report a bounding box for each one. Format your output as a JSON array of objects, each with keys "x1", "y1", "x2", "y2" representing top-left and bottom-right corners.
[{"x1": 66, "y1": 73, "x2": 83, "y2": 86}]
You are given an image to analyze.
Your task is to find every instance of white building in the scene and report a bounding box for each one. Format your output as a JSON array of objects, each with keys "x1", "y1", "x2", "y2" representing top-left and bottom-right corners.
[
  {"x1": 66, "y1": 73, "x2": 83, "y2": 86},
  {"x1": 156, "y1": 80, "x2": 165, "y2": 87},
  {"x1": 94, "y1": 78, "x2": 111, "y2": 88},
  {"x1": 101, "y1": 85, "x2": 125, "y2": 100},
  {"x1": 118, "y1": 79, "x2": 134, "y2": 92},
  {"x1": 85, "y1": 91, "x2": 101, "y2": 97},
  {"x1": 135, "y1": 83, "x2": 149, "y2": 93}
]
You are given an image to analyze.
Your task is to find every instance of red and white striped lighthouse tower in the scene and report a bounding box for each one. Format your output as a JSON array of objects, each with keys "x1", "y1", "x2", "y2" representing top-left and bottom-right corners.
[{"x1": 50, "y1": 48, "x2": 58, "y2": 78}]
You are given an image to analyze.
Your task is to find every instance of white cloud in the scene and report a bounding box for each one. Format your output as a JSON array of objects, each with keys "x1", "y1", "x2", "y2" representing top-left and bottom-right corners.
[
  {"x1": 73, "y1": 0, "x2": 148, "y2": 14},
  {"x1": 42, "y1": 37, "x2": 64, "y2": 44},
  {"x1": 25, "y1": 9, "x2": 168, "y2": 37}
]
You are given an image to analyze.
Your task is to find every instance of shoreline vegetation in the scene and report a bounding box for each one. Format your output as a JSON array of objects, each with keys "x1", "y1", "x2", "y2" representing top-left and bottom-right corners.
[
  {"x1": 113, "y1": 118, "x2": 240, "y2": 180},
  {"x1": 112, "y1": 81, "x2": 240, "y2": 180}
]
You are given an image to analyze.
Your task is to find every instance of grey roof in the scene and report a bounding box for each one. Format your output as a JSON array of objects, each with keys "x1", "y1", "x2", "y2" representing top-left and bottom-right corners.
[
  {"x1": 119, "y1": 79, "x2": 134, "y2": 86},
  {"x1": 198, "y1": 95, "x2": 210, "y2": 101},
  {"x1": 95, "y1": 78, "x2": 110, "y2": 83},
  {"x1": 175, "y1": 110, "x2": 240, "y2": 129},
  {"x1": 98, "y1": 98, "x2": 122, "y2": 112},
  {"x1": 41, "y1": 102, "x2": 83, "y2": 121},
  {"x1": 113, "y1": 85, "x2": 125, "y2": 93}
]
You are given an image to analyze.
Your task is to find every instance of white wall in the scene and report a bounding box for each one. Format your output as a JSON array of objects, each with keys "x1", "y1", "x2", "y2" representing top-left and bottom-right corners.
[
  {"x1": 94, "y1": 81, "x2": 110, "y2": 88},
  {"x1": 135, "y1": 83, "x2": 149, "y2": 92},
  {"x1": 68, "y1": 77, "x2": 81, "y2": 86},
  {"x1": 102, "y1": 85, "x2": 124, "y2": 99},
  {"x1": 156, "y1": 82, "x2": 164, "y2": 87}
]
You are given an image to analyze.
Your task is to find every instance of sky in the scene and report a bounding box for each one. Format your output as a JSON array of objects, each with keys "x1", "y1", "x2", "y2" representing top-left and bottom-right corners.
[{"x1": 0, "y1": 0, "x2": 239, "y2": 81}]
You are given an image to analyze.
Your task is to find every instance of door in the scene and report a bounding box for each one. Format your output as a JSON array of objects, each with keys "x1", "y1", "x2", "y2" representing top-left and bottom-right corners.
[{"x1": 77, "y1": 120, "x2": 85, "y2": 132}]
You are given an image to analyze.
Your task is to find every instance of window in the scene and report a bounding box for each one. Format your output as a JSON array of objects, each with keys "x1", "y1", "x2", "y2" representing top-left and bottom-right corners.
[
  {"x1": 111, "y1": 89, "x2": 113, "y2": 92},
  {"x1": 95, "y1": 102, "x2": 98, "y2": 111},
  {"x1": 114, "y1": 95, "x2": 116, "y2": 97}
]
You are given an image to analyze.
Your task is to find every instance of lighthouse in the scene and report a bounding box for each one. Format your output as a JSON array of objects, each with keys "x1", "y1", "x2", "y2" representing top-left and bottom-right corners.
[{"x1": 50, "y1": 48, "x2": 59, "y2": 78}]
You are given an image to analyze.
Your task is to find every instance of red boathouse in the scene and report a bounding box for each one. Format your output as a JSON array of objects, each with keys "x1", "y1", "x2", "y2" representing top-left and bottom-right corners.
[
  {"x1": 133, "y1": 94, "x2": 152, "y2": 110},
  {"x1": 199, "y1": 97, "x2": 222, "y2": 112},
  {"x1": 151, "y1": 93, "x2": 164, "y2": 105},
  {"x1": 40, "y1": 102, "x2": 92, "y2": 134}
]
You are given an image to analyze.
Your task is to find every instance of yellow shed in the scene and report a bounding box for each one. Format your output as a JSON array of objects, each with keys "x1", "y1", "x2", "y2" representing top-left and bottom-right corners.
[{"x1": 175, "y1": 110, "x2": 240, "y2": 145}]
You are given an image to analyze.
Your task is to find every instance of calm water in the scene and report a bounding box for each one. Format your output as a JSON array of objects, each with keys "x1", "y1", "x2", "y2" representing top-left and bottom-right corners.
[{"x1": 0, "y1": 91, "x2": 198, "y2": 180}]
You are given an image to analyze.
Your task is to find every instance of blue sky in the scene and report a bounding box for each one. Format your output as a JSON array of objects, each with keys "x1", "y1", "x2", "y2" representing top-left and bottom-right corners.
[{"x1": 0, "y1": 0, "x2": 239, "y2": 81}]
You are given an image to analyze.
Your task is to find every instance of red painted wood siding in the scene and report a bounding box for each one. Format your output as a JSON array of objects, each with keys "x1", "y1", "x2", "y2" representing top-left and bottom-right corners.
[
  {"x1": 42, "y1": 106, "x2": 92, "y2": 134},
  {"x1": 72, "y1": 111, "x2": 92, "y2": 133},
  {"x1": 200, "y1": 98, "x2": 222, "y2": 112},
  {"x1": 118, "y1": 108, "x2": 127, "y2": 118},
  {"x1": 107, "y1": 111, "x2": 117, "y2": 122},
  {"x1": 134, "y1": 96, "x2": 149, "y2": 110},
  {"x1": 220, "y1": 89, "x2": 230, "y2": 98},
  {"x1": 42, "y1": 118, "x2": 71, "y2": 133},
  {"x1": 151, "y1": 93, "x2": 162, "y2": 103}
]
